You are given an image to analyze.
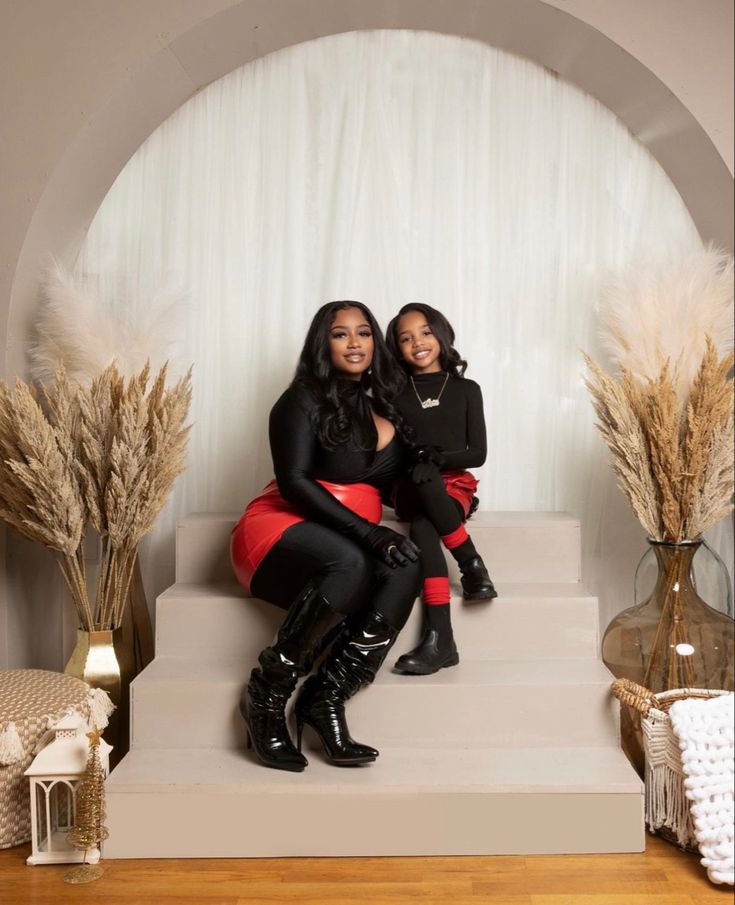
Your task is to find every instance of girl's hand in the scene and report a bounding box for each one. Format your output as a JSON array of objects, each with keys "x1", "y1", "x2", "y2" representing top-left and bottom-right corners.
[
  {"x1": 411, "y1": 461, "x2": 441, "y2": 484},
  {"x1": 410, "y1": 445, "x2": 446, "y2": 467}
]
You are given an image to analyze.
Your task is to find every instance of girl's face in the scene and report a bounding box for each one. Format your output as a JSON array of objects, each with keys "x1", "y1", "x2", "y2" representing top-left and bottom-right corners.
[
  {"x1": 329, "y1": 307, "x2": 374, "y2": 379},
  {"x1": 396, "y1": 310, "x2": 442, "y2": 374}
]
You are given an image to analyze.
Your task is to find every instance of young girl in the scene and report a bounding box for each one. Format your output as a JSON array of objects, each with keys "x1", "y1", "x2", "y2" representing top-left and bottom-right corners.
[{"x1": 386, "y1": 303, "x2": 496, "y2": 676}]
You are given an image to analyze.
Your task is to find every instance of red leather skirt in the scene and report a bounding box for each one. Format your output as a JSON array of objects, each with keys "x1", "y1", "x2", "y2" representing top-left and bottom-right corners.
[
  {"x1": 230, "y1": 480, "x2": 383, "y2": 594},
  {"x1": 442, "y1": 470, "x2": 479, "y2": 518}
]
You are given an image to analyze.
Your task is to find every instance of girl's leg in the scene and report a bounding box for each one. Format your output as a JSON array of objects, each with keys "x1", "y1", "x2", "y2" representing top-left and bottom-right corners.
[
  {"x1": 412, "y1": 473, "x2": 497, "y2": 600},
  {"x1": 394, "y1": 514, "x2": 459, "y2": 675},
  {"x1": 244, "y1": 522, "x2": 374, "y2": 771}
]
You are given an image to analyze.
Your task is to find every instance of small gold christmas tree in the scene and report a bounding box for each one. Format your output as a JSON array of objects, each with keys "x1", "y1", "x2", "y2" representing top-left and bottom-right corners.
[{"x1": 64, "y1": 726, "x2": 109, "y2": 884}]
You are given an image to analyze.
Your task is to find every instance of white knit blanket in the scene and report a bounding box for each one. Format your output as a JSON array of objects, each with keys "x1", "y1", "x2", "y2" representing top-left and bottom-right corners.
[{"x1": 669, "y1": 693, "x2": 734, "y2": 885}]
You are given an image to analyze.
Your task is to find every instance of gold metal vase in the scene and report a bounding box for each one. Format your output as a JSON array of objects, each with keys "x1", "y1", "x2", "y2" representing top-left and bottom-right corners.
[{"x1": 64, "y1": 628, "x2": 135, "y2": 767}]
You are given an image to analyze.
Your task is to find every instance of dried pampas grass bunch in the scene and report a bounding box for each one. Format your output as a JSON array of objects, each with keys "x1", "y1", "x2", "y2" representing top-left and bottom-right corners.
[
  {"x1": 0, "y1": 362, "x2": 192, "y2": 630},
  {"x1": 585, "y1": 248, "x2": 734, "y2": 542}
]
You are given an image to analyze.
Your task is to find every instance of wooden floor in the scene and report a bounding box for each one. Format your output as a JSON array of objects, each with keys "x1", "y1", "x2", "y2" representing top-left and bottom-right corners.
[{"x1": 0, "y1": 834, "x2": 730, "y2": 905}]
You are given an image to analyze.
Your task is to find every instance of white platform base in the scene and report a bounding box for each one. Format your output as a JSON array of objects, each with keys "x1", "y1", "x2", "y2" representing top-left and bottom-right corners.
[
  {"x1": 105, "y1": 746, "x2": 643, "y2": 858},
  {"x1": 105, "y1": 511, "x2": 644, "y2": 858}
]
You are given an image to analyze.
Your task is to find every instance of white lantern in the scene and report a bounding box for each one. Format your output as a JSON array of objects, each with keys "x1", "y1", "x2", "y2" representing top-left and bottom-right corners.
[{"x1": 24, "y1": 714, "x2": 112, "y2": 865}]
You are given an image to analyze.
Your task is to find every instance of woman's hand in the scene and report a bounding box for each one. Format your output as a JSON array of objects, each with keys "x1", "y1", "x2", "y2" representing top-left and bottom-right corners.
[{"x1": 361, "y1": 525, "x2": 420, "y2": 568}]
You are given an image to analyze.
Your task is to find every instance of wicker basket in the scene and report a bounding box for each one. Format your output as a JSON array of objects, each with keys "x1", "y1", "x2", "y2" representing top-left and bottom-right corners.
[
  {"x1": 611, "y1": 678, "x2": 730, "y2": 850},
  {"x1": 0, "y1": 670, "x2": 93, "y2": 849}
]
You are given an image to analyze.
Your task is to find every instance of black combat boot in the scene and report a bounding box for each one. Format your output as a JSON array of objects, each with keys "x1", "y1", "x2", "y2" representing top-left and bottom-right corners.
[
  {"x1": 393, "y1": 603, "x2": 459, "y2": 675},
  {"x1": 459, "y1": 555, "x2": 498, "y2": 600}
]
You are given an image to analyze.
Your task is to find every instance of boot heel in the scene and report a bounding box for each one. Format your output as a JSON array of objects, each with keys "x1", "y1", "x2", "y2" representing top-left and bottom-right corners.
[{"x1": 296, "y1": 719, "x2": 304, "y2": 752}]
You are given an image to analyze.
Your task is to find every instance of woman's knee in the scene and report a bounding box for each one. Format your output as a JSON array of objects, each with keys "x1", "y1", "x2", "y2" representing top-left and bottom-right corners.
[
  {"x1": 318, "y1": 544, "x2": 372, "y2": 614},
  {"x1": 375, "y1": 559, "x2": 421, "y2": 629},
  {"x1": 340, "y1": 544, "x2": 373, "y2": 589},
  {"x1": 400, "y1": 556, "x2": 421, "y2": 591},
  {"x1": 388, "y1": 557, "x2": 422, "y2": 607}
]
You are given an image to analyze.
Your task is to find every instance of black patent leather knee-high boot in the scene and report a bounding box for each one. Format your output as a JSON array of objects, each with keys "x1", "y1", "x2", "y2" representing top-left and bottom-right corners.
[
  {"x1": 242, "y1": 584, "x2": 342, "y2": 772},
  {"x1": 294, "y1": 609, "x2": 398, "y2": 766}
]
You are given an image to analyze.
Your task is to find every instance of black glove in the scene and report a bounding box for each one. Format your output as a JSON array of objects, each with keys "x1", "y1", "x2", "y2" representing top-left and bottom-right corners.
[
  {"x1": 409, "y1": 445, "x2": 446, "y2": 467},
  {"x1": 360, "y1": 525, "x2": 420, "y2": 568},
  {"x1": 410, "y1": 461, "x2": 441, "y2": 485}
]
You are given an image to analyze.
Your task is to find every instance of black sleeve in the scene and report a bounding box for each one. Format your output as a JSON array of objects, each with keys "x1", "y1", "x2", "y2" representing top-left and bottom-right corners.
[
  {"x1": 269, "y1": 389, "x2": 374, "y2": 540},
  {"x1": 441, "y1": 380, "x2": 487, "y2": 469}
]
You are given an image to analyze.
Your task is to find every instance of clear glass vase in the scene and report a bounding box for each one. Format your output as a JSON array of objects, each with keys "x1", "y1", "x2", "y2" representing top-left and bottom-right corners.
[
  {"x1": 634, "y1": 538, "x2": 733, "y2": 616},
  {"x1": 602, "y1": 539, "x2": 735, "y2": 774}
]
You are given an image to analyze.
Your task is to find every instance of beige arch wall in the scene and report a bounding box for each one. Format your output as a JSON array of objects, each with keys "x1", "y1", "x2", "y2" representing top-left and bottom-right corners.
[{"x1": 1, "y1": 0, "x2": 733, "y2": 668}]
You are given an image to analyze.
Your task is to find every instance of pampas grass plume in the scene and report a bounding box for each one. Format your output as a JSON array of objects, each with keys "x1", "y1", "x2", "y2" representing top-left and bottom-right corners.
[
  {"x1": 31, "y1": 261, "x2": 120, "y2": 386},
  {"x1": 586, "y1": 250, "x2": 734, "y2": 542},
  {"x1": 599, "y1": 247, "x2": 734, "y2": 395},
  {"x1": 31, "y1": 260, "x2": 187, "y2": 385}
]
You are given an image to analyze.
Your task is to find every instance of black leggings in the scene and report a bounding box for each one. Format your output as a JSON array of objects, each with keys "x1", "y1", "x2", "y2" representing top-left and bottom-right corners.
[
  {"x1": 396, "y1": 476, "x2": 466, "y2": 581},
  {"x1": 251, "y1": 521, "x2": 421, "y2": 630}
]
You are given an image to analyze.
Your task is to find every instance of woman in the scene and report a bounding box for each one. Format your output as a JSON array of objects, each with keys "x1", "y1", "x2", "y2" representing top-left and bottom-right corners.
[{"x1": 231, "y1": 301, "x2": 420, "y2": 772}]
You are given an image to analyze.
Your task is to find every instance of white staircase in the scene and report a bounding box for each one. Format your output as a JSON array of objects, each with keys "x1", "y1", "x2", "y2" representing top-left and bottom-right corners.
[{"x1": 105, "y1": 511, "x2": 643, "y2": 858}]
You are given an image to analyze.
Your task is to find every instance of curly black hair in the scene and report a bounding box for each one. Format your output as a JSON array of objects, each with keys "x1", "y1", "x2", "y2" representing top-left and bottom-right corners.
[
  {"x1": 386, "y1": 302, "x2": 467, "y2": 377},
  {"x1": 292, "y1": 301, "x2": 410, "y2": 449}
]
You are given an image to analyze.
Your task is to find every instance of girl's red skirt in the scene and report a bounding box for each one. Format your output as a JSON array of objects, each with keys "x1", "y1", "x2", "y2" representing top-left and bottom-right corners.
[
  {"x1": 230, "y1": 480, "x2": 382, "y2": 594},
  {"x1": 440, "y1": 470, "x2": 479, "y2": 518}
]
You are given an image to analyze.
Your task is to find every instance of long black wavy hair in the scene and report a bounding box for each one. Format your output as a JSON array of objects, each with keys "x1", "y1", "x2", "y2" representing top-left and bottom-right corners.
[
  {"x1": 386, "y1": 302, "x2": 467, "y2": 377},
  {"x1": 293, "y1": 301, "x2": 409, "y2": 449}
]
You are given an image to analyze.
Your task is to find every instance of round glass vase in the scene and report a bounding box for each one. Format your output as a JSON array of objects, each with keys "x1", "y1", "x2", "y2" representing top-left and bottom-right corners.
[
  {"x1": 634, "y1": 538, "x2": 733, "y2": 617},
  {"x1": 602, "y1": 538, "x2": 734, "y2": 774}
]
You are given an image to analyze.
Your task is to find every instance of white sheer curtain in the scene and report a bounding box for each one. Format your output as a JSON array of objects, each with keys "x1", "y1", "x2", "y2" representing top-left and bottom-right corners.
[{"x1": 74, "y1": 30, "x2": 731, "y2": 627}]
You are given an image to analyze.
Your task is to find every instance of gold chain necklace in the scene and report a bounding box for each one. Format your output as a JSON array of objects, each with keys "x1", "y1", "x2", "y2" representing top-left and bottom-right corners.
[{"x1": 410, "y1": 373, "x2": 449, "y2": 409}]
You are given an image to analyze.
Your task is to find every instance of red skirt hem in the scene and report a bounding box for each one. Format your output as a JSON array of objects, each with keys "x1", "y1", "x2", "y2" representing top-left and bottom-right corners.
[
  {"x1": 230, "y1": 480, "x2": 383, "y2": 594},
  {"x1": 441, "y1": 470, "x2": 479, "y2": 519}
]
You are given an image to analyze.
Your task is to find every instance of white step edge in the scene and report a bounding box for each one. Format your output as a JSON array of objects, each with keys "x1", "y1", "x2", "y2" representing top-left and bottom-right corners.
[
  {"x1": 129, "y1": 657, "x2": 620, "y2": 750},
  {"x1": 154, "y1": 581, "x2": 600, "y2": 660},
  {"x1": 175, "y1": 510, "x2": 582, "y2": 584},
  {"x1": 104, "y1": 746, "x2": 643, "y2": 858}
]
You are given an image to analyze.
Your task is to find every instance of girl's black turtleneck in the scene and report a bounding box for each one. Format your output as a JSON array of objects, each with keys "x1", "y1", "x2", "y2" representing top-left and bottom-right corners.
[{"x1": 394, "y1": 371, "x2": 486, "y2": 469}]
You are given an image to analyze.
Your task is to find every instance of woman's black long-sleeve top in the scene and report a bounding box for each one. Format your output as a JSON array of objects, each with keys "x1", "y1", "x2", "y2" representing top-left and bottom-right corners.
[
  {"x1": 269, "y1": 383, "x2": 403, "y2": 539},
  {"x1": 393, "y1": 372, "x2": 486, "y2": 469}
]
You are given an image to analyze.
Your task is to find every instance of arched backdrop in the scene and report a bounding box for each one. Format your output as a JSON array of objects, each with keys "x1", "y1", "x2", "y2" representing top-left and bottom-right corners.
[
  {"x1": 2, "y1": 0, "x2": 732, "y2": 670},
  {"x1": 71, "y1": 30, "x2": 730, "y2": 630}
]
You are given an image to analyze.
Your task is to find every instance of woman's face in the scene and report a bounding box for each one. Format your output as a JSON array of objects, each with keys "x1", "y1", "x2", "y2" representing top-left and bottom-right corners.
[
  {"x1": 396, "y1": 310, "x2": 442, "y2": 374},
  {"x1": 329, "y1": 307, "x2": 375, "y2": 379}
]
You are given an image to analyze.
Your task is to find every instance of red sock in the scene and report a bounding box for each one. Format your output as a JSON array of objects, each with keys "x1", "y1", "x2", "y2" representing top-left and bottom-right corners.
[
  {"x1": 441, "y1": 524, "x2": 468, "y2": 550},
  {"x1": 423, "y1": 577, "x2": 450, "y2": 605}
]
